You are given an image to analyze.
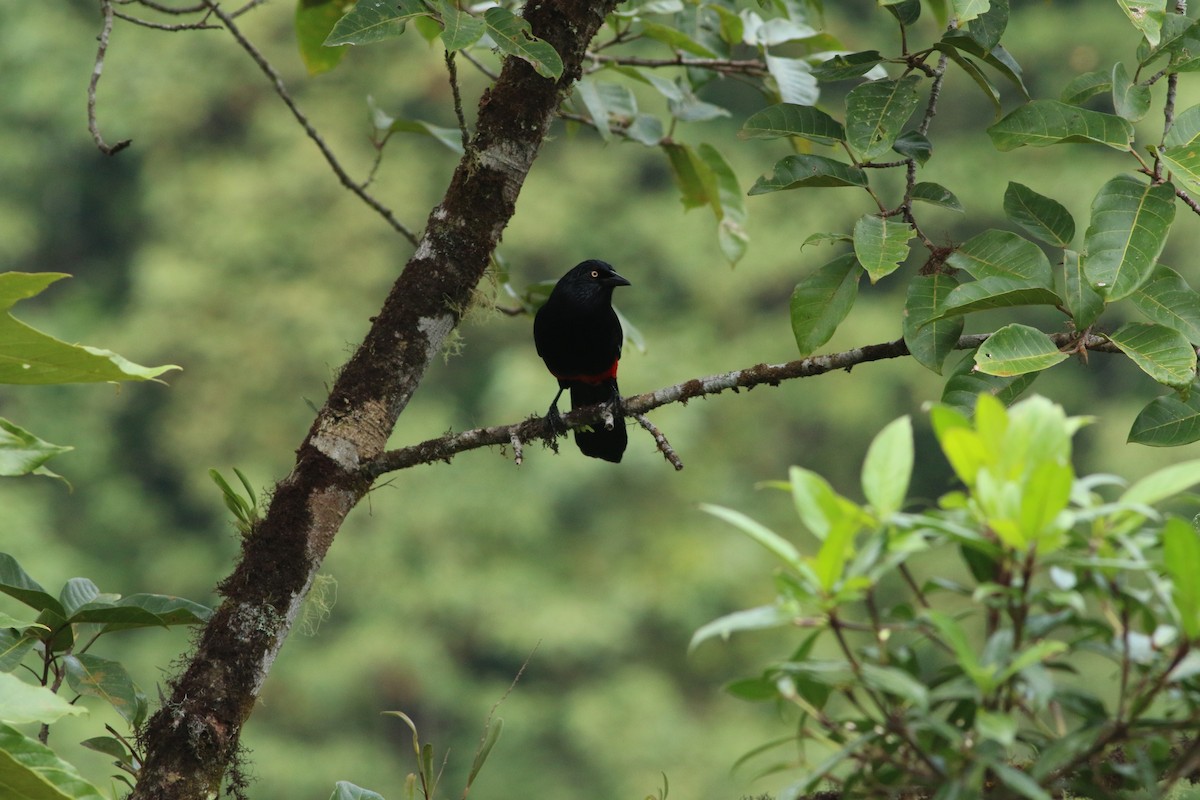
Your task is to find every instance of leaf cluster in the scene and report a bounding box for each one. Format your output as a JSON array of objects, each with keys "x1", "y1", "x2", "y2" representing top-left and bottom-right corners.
[
  {"x1": 0, "y1": 554, "x2": 211, "y2": 798},
  {"x1": 697, "y1": 394, "x2": 1200, "y2": 799}
]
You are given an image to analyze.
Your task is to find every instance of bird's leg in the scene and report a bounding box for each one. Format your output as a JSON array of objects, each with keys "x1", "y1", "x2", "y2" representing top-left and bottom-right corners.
[
  {"x1": 545, "y1": 386, "x2": 567, "y2": 434},
  {"x1": 601, "y1": 381, "x2": 623, "y2": 431}
]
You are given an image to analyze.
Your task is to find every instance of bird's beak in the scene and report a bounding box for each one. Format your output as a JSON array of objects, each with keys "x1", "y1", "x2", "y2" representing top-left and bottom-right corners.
[{"x1": 604, "y1": 271, "x2": 631, "y2": 288}]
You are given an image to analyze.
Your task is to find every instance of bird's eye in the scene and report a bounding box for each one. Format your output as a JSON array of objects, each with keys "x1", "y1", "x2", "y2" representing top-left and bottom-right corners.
[{"x1": 590, "y1": 270, "x2": 599, "y2": 278}]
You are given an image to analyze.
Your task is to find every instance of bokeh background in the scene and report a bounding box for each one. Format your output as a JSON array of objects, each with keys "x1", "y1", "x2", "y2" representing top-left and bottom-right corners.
[{"x1": 2, "y1": 1, "x2": 1199, "y2": 798}]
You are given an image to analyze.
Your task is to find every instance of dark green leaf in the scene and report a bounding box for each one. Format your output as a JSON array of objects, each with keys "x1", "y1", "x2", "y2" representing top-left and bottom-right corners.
[
  {"x1": 1003, "y1": 182, "x2": 1075, "y2": 247},
  {"x1": 1061, "y1": 250, "x2": 1104, "y2": 330},
  {"x1": 1117, "y1": 0, "x2": 1166, "y2": 47},
  {"x1": 483, "y1": 7, "x2": 563, "y2": 79},
  {"x1": 1130, "y1": 264, "x2": 1200, "y2": 342},
  {"x1": 1161, "y1": 143, "x2": 1200, "y2": 188},
  {"x1": 954, "y1": 0, "x2": 996, "y2": 27},
  {"x1": 974, "y1": 323, "x2": 1068, "y2": 376},
  {"x1": 810, "y1": 51, "x2": 884, "y2": 81},
  {"x1": 987, "y1": 100, "x2": 1134, "y2": 151},
  {"x1": 853, "y1": 215, "x2": 913, "y2": 283},
  {"x1": 740, "y1": 104, "x2": 845, "y2": 145},
  {"x1": 325, "y1": 0, "x2": 431, "y2": 46},
  {"x1": 1109, "y1": 322, "x2": 1197, "y2": 388},
  {"x1": 1165, "y1": 104, "x2": 1200, "y2": 147},
  {"x1": 790, "y1": 254, "x2": 860, "y2": 356},
  {"x1": 1129, "y1": 390, "x2": 1200, "y2": 446},
  {"x1": 1060, "y1": 70, "x2": 1111, "y2": 105},
  {"x1": 883, "y1": 0, "x2": 921, "y2": 25},
  {"x1": 942, "y1": 351, "x2": 1038, "y2": 413},
  {"x1": 662, "y1": 143, "x2": 708, "y2": 209},
  {"x1": 0, "y1": 629, "x2": 37, "y2": 672},
  {"x1": 892, "y1": 130, "x2": 932, "y2": 164},
  {"x1": 0, "y1": 554, "x2": 61, "y2": 615},
  {"x1": 640, "y1": 21, "x2": 718, "y2": 57},
  {"x1": 946, "y1": 229, "x2": 1053, "y2": 286},
  {"x1": 748, "y1": 155, "x2": 868, "y2": 194},
  {"x1": 1082, "y1": 176, "x2": 1176, "y2": 300},
  {"x1": 937, "y1": 277, "x2": 1061, "y2": 318},
  {"x1": 934, "y1": 43, "x2": 1001, "y2": 119},
  {"x1": 904, "y1": 273, "x2": 963, "y2": 374},
  {"x1": 845, "y1": 75, "x2": 922, "y2": 160},
  {"x1": 1111, "y1": 61, "x2": 1151, "y2": 122},
  {"x1": 0, "y1": 722, "x2": 107, "y2": 800},
  {"x1": 910, "y1": 182, "x2": 963, "y2": 211},
  {"x1": 65, "y1": 653, "x2": 148, "y2": 726},
  {"x1": 435, "y1": 0, "x2": 485, "y2": 51}
]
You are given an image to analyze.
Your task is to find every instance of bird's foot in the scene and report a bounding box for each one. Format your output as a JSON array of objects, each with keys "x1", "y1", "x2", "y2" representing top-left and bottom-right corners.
[
  {"x1": 601, "y1": 393, "x2": 624, "y2": 431},
  {"x1": 546, "y1": 403, "x2": 567, "y2": 435}
]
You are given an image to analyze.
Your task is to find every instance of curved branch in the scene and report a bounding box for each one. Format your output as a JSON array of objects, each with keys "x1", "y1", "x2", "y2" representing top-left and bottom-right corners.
[
  {"x1": 201, "y1": 0, "x2": 420, "y2": 246},
  {"x1": 364, "y1": 332, "x2": 1121, "y2": 476}
]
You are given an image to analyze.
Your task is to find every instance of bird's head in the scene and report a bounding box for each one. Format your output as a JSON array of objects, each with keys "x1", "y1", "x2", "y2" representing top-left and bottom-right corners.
[{"x1": 572, "y1": 259, "x2": 631, "y2": 289}]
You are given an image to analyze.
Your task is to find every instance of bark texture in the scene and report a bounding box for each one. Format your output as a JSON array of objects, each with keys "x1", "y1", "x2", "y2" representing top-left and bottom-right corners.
[{"x1": 130, "y1": 3, "x2": 620, "y2": 797}]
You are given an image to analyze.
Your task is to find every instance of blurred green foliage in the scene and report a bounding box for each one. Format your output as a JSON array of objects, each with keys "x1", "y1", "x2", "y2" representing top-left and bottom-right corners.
[{"x1": 2, "y1": 1, "x2": 1200, "y2": 798}]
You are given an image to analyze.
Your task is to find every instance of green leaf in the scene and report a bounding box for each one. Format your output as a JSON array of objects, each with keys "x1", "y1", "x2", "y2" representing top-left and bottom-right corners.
[
  {"x1": 1123, "y1": 458, "x2": 1200, "y2": 506},
  {"x1": 59, "y1": 578, "x2": 101, "y2": 618},
  {"x1": 947, "y1": 229, "x2": 1054, "y2": 286},
  {"x1": 64, "y1": 654, "x2": 147, "y2": 727},
  {"x1": 937, "y1": 277, "x2": 1062, "y2": 318},
  {"x1": 910, "y1": 181, "x2": 963, "y2": 211},
  {"x1": 853, "y1": 215, "x2": 914, "y2": 283},
  {"x1": 690, "y1": 604, "x2": 796, "y2": 650},
  {"x1": 1163, "y1": 517, "x2": 1200, "y2": 637},
  {"x1": 748, "y1": 155, "x2": 868, "y2": 194},
  {"x1": 1081, "y1": 176, "x2": 1176, "y2": 300},
  {"x1": 942, "y1": 351, "x2": 1039, "y2": 413},
  {"x1": 933, "y1": 43, "x2": 1000, "y2": 119},
  {"x1": 0, "y1": 555, "x2": 62, "y2": 615},
  {"x1": 1109, "y1": 322, "x2": 1197, "y2": 388},
  {"x1": 296, "y1": 0, "x2": 349, "y2": 76},
  {"x1": 384, "y1": 118, "x2": 465, "y2": 154},
  {"x1": 790, "y1": 466, "x2": 863, "y2": 544},
  {"x1": 810, "y1": 50, "x2": 884, "y2": 81},
  {"x1": 1130, "y1": 264, "x2": 1200, "y2": 342},
  {"x1": 1117, "y1": 0, "x2": 1167, "y2": 47},
  {"x1": 1111, "y1": 61, "x2": 1151, "y2": 121},
  {"x1": 87, "y1": 594, "x2": 212, "y2": 632},
  {"x1": 1129, "y1": 391, "x2": 1200, "y2": 446},
  {"x1": 1060, "y1": 70, "x2": 1111, "y2": 105},
  {"x1": 325, "y1": 0, "x2": 431, "y2": 46},
  {"x1": 0, "y1": 273, "x2": 179, "y2": 385},
  {"x1": 0, "y1": 674, "x2": 87, "y2": 726},
  {"x1": 0, "y1": 722, "x2": 107, "y2": 800},
  {"x1": 699, "y1": 505, "x2": 802, "y2": 570},
  {"x1": 861, "y1": 415, "x2": 913, "y2": 517},
  {"x1": 483, "y1": 7, "x2": 563, "y2": 79},
  {"x1": 952, "y1": 0, "x2": 992, "y2": 25},
  {"x1": 0, "y1": 418, "x2": 71, "y2": 478},
  {"x1": 892, "y1": 130, "x2": 932, "y2": 164},
  {"x1": 434, "y1": 0, "x2": 485, "y2": 51},
  {"x1": 1003, "y1": 182, "x2": 1075, "y2": 247},
  {"x1": 696, "y1": 144, "x2": 748, "y2": 266},
  {"x1": 987, "y1": 100, "x2": 1134, "y2": 151},
  {"x1": 1061, "y1": 249, "x2": 1104, "y2": 330},
  {"x1": 992, "y1": 761, "x2": 1053, "y2": 800},
  {"x1": 925, "y1": 610, "x2": 993, "y2": 691},
  {"x1": 903, "y1": 273, "x2": 963, "y2": 374},
  {"x1": 662, "y1": 143, "x2": 708, "y2": 209},
  {"x1": 1164, "y1": 103, "x2": 1200, "y2": 147},
  {"x1": 466, "y1": 717, "x2": 503, "y2": 788},
  {"x1": 974, "y1": 708, "x2": 1016, "y2": 746},
  {"x1": 861, "y1": 663, "x2": 928, "y2": 709},
  {"x1": 639, "y1": 21, "x2": 717, "y2": 57},
  {"x1": 974, "y1": 324, "x2": 1069, "y2": 376},
  {"x1": 845, "y1": 75, "x2": 922, "y2": 160},
  {"x1": 790, "y1": 253, "x2": 860, "y2": 356},
  {"x1": 1161, "y1": 143, "x2": 1200, "y2": 188},
  {"x1": 740, "y1": 104, "x2": 845, "y2": 145}
]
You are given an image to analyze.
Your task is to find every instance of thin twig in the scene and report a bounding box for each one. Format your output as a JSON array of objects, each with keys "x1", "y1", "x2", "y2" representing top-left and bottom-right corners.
[
  {"x1": 585, "y1": 52, "x2": 768, "y2": 76},
  {"x1": 202, "y1": 0, "x2": 419, "y2": 246},
  {"x1": 89, "y1": 0, "x2": 133, "y2": 155},
  {"x1": 112, "y1": 9, "x2": 218, "y2": 30},
  {"x1": 635, "y1": 414, "x2": 682, "y2": 470},
  {"x1": 362, "y1": 332, "x2": 1120, "y2": 477},
  {"x1": 444, "y1": 50, "x2": 471, "y2": 153}
]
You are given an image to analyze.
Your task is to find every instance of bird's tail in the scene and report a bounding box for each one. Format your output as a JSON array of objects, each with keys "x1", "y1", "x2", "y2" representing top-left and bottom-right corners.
[{"x1": 569, "y1": 380, "x2": 627, "y2": 463}]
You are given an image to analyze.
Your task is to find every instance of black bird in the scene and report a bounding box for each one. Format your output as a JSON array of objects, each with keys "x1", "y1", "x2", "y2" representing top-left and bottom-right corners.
[{"x1": 533, "y1": 260, "x2": 631, "y2": 462}]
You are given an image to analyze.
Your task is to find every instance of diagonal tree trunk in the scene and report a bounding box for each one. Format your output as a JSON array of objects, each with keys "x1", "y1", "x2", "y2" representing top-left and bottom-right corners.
[{"x1": 130, "y1": 3, "x2": 620, "y2": 797}]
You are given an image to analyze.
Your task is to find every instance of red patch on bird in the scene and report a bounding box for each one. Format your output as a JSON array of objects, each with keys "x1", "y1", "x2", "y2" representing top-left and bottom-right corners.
[{"x1": 552, "y1": 359, "x2": 619, "y2": 384}]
